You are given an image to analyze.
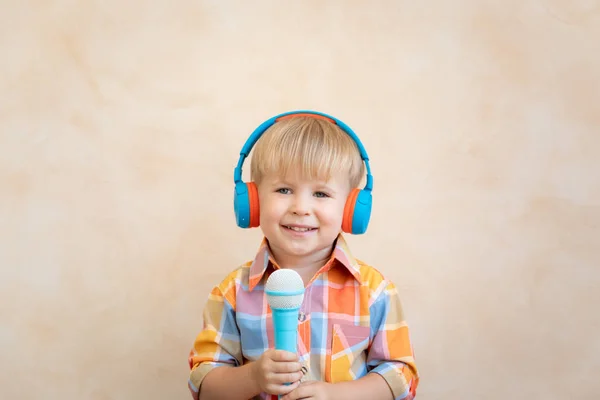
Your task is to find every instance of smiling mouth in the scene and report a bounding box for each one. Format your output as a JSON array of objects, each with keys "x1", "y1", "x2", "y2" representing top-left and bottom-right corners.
[{"x1": 283, "y1": 225, "x2": 317, "y2": 232}]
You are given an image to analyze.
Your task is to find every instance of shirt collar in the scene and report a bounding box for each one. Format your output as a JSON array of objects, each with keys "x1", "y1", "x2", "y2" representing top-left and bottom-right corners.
[{"x1": 248, "y1": 233, "x2": 361, "y2": 291}]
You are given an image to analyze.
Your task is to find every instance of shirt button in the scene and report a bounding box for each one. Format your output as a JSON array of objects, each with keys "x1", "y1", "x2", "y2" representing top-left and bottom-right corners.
[{"x1": 298, "y1": 312, "x2": 306, "y2": 322}]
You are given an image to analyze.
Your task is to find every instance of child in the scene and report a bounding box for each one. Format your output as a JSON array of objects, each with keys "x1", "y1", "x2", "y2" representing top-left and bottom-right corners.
[{"x1": 187, "y1": 111, "x2": 419, "y2": 400}]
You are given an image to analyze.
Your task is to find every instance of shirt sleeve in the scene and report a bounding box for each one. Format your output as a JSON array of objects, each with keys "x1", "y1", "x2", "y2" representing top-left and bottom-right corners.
[
  {"x1": 366, "y1": 281, "x2": 420, "y2": 399},
  {"x1": 187, "y1": 280, "x2": 242, "y2": 400}
]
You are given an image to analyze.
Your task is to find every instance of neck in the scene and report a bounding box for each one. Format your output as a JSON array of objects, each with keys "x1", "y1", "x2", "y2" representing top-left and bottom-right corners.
[{"x1": 268, "y1": 244, "x2": 334, "y2": 285}]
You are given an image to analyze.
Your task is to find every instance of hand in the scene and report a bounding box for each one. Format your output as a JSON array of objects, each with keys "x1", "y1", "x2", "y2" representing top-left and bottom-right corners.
[
  {"x1": 251, "y1": 349, "x2": 304, "y2": 396},
  {"x1": 281, "y1": 380, "x2": 334, "y2": 400}
]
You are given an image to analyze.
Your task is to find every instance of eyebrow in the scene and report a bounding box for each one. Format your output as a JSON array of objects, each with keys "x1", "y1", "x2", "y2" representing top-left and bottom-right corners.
[
  {"x1": 268, "y1": 178, "x2": 289, "y2": 187},
  {"x1": 314, "y1": 184, "x2": 336, "y2": 192},
  {"x1": 269, "y1": 179, "x2": 339, "y2": 193}
]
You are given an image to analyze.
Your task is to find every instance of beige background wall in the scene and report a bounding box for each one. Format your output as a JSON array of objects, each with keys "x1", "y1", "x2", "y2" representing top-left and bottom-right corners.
[{"x1": 1, "y1": 1, "x2": 599, "y2": 399}]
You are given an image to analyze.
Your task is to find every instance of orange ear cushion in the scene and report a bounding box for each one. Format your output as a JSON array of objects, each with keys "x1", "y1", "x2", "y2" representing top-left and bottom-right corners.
[
  {"x1": 247, "y1": 182, "x2": 260, "y2": 228},
  {"x1": 342, "y1": 188, "x2": 360, "y2": 233}
]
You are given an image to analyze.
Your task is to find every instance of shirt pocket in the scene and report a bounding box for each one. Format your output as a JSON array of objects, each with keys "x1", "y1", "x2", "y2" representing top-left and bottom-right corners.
[{"x1": 327, "y1": 323, "x2": 371, "y2": 383}]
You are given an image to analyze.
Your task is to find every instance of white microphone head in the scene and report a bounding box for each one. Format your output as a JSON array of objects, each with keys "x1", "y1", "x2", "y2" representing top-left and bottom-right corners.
[{"x1": 265, "y1": 269, "x2": 305, "y2": 310}]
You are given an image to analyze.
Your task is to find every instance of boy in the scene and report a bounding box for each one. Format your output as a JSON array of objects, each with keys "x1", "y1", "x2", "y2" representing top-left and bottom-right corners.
[{"x1": 187, "y1": 111, "x2": 419, "y2": 400}]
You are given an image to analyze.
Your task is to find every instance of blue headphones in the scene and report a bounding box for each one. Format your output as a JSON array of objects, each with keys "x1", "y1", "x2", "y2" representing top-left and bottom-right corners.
[{"x1": 233, "y1": 110, "x2": 373, "y2": 234}]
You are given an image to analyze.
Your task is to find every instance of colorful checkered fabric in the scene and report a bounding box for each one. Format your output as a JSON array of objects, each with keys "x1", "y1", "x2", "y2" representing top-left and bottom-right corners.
[{"x1": 188, "y1": 235, "x2": 419, "y2": 399}]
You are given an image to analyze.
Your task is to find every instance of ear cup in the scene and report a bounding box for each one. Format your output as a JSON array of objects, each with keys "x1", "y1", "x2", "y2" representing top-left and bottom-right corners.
[
  {"x1": 342, "y1": 188, "x2": 372, "y2": 234},
  {"x1": 352, "y1": 189, "x2": 372, "y2": 234},
  {"x1": 234, "y1": 182, "x2": 260, "y2": 228}
]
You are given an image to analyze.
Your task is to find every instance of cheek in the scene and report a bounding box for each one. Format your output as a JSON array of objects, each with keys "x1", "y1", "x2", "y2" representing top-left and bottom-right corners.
[
  {"x1": 259, "y1": 196, "x2": 285, "y2": 221},
  {"x1": 317, "y1": 200, "x2": 347, "y2": 226}
]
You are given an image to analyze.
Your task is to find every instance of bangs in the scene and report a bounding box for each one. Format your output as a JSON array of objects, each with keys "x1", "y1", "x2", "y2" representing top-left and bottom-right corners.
[{"x1": 250, "y1": 117, "x2": 364, "y2": 187}]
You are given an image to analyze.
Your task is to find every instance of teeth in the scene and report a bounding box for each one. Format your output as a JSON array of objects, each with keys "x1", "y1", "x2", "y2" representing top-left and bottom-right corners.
[{"x1": 286, "y1": 226, "x2": 313, "y2": 232}]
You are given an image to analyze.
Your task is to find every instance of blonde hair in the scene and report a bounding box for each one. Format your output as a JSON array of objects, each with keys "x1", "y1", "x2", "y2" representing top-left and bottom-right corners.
[{"x1": 250, "y1": 116, "x2": 365, "y2": 187}]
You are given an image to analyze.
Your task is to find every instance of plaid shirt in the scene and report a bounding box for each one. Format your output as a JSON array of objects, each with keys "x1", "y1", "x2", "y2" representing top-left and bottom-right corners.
[{"x1": 188, "y1": 235, "x2": 419, "y2": 399}]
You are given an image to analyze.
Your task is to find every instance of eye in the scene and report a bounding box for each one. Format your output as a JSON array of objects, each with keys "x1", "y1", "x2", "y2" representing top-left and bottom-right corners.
[
  {"x1": 314, "y1": 191, "x2": 329, "y2": 198},
  {"x1": 276, "y1": 188, "x2": 291, "y2": 194}
]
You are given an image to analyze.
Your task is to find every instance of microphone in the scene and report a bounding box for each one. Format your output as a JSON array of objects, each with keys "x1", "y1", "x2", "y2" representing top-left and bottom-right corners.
[{"x1": 265, "y1": 269, "x2": 305, "y2": 384}]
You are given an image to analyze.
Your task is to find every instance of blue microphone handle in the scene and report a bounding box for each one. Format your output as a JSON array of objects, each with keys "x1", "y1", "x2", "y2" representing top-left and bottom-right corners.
[
  {"x1": 272, "y1": 307, "x2": 300, "y2": 399},
  {"x1": 272, "y1": 307, "x2": 300, "y2": 353}
]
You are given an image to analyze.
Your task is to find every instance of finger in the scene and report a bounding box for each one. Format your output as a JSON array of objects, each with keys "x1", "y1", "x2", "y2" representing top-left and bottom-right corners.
[
  {"x1": 281, "y1": 382, "x2": 314, "y2": 400},
  {"x1": 268, "y1": 379, "x2": 301, "y2": 396},
  {"x1": 270, "y1": 371, "x2": 304, "y2": 384},
  {"x1": 271, "y1": 361, "x2": 303, "y2": 373},
  {"x1": 271, "y1": 350, "x2": 299, "y2": 362}
]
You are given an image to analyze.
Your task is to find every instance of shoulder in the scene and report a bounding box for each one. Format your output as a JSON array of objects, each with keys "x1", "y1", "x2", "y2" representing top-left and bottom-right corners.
[
  {"x1": 209, "y1": 261, "x2": 254, "y2": 307},
  {"x1": 354, "y1": 258, "x2": 400, "y2": 304}
]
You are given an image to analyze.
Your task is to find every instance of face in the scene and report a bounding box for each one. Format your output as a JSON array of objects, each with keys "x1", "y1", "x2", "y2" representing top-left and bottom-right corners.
[{"x1": 257, "y1": 171, "x2": 351, "y2": 269}]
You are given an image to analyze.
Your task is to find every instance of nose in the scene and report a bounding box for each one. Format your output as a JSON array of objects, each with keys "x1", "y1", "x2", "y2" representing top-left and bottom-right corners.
[{"x1": 290, "y1": 193, "x2": 311, "y2": 216}]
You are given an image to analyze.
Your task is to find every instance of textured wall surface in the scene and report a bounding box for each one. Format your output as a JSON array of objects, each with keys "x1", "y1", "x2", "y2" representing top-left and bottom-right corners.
[{"x1": 1, "y1": 1, "x2": 599, "y2": 399}]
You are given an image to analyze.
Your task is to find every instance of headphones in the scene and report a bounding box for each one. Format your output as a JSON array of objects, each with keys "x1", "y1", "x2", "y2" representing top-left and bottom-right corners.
[{"x1": 233, "y1": 110, "x2": 374, "y2": 234}]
